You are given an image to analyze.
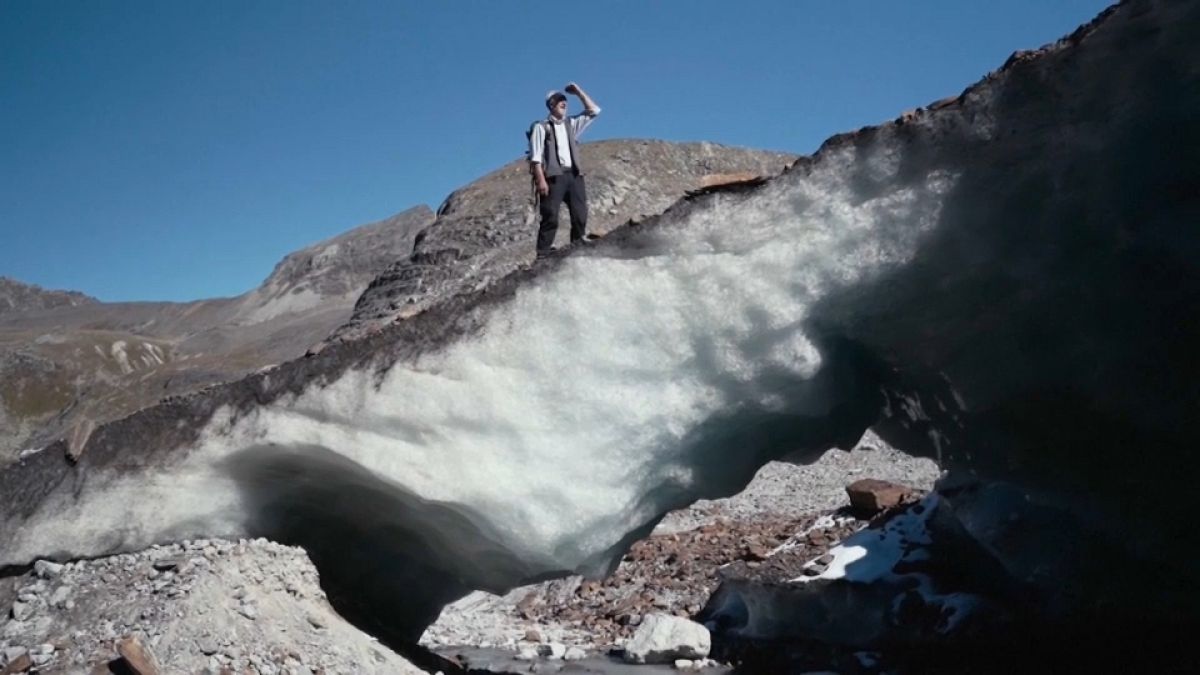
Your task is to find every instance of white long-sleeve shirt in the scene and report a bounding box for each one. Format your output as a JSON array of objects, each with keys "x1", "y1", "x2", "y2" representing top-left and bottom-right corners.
[{"x1": 529, "y1": 108, "x2": 601, "y2": 168}]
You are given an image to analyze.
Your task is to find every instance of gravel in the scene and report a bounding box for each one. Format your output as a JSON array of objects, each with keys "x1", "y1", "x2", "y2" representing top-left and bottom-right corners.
[{"x1": 0, "y1": 539, "x2": 425, "y2": 674}]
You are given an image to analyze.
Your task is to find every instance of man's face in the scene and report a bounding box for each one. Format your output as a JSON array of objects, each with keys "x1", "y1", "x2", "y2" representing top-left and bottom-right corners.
[{"x1": 550, "y1": 98, "x2": 568, "y2": 119}]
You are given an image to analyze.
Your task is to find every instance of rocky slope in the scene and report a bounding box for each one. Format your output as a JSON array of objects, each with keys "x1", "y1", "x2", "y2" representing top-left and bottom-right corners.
[{"x1": 0, "y1": 538, "x2": 427, "y2": 674}]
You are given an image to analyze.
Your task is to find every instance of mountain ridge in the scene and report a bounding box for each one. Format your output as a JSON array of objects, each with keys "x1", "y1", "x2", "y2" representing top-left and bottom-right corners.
[{"x1": 0, "y1": 277, "x2": 98, "y2": 316}]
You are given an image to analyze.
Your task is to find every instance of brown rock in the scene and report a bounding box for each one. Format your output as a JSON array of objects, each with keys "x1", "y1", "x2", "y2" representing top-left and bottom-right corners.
[
  {"x1": 1, "y1": 654, "x2": 32, "y2": 674},
  {"x1": 524, "y1": 628, "x2": 542, "y2": 643},
  {"x1": 516, "y1": 591, "x2": 539, "y2": 619},
  {"x1": 116, "y1": 635, "x2": 161, "y2": 675},
  {"x1": 846, "y1": 478, "x2": 914, "y2": 514},
  {"x1": 745, "y1": 543, "x2": 772, "y2": 561},
  {"x1": 696, "y1": 172, "x2": 762, "y2": 189}
]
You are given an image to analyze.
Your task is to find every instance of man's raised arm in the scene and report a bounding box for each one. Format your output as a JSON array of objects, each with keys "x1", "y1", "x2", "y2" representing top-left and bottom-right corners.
[{"x1": 565, "y1": 82, "x2": 600, "y2": 116}]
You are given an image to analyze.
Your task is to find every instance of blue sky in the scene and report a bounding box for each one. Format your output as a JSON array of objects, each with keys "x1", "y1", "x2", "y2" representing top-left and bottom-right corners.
[{"x1": 1, "y1": 0, "x2": 1111, "y2": 302}]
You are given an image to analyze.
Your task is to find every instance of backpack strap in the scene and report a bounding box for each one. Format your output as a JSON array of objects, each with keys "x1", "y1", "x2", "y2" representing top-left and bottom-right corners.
[{"x1": 527, "y1": 120, "x2": 552, "y2": 158}]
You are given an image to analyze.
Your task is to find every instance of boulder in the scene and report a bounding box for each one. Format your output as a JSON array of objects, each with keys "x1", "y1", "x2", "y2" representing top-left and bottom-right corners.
[
  {"x1": 845, "y1": 478, "x2": 914, "y2": 514},
  {"x1": 622, "y1": 613, "x2": 710, "y2": 664}
]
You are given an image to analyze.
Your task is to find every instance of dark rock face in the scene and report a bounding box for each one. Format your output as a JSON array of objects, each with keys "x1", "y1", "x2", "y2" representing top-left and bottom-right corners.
[
  {"x1": 0, "y1": 206, "x2": 434, "y2": 462},
  {"x1": 0, "y1": 277, "x2": 96, "y2": 315},
  {"x1": 330, "y1": 141, "x2": 796, "y2": 343},
  {"x1": 699, "y1": 0, "x2": 1200, "y2": 666}
]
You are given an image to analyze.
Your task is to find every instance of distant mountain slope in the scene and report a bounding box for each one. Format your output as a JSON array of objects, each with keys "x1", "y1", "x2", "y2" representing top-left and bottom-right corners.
[
  {"x1": 231, "y1": 206, "x2": 436, "y2": 326},
  {"x1": 0, "y1": 277, "x2": 97, "y2": 315},
  {"x1": 0, "y1": 205, "x2": 435, "y2": 460}
]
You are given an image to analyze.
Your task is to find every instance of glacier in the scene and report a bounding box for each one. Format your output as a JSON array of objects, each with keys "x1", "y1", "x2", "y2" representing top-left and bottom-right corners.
[{"x1": 2, "y1": 0, "x2": 1197, "y2": 652}]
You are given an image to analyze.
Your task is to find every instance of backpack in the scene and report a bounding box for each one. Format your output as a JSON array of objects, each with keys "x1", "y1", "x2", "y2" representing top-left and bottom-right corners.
[
  {"x1": 525, "y1": 120, "x2": 551, "y2": 203},
  {"x1": 524, "y1": 120, "x2": 550, "y2": 164}
]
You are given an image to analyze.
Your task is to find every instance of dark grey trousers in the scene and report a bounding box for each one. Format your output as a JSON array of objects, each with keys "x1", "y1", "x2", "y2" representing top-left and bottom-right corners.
[{"x1": 537, "y1": 171, "x2": 588, "y2": 252}]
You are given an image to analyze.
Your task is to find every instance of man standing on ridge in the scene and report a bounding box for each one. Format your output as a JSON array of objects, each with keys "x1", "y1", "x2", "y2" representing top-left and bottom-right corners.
[{"x1": 529, "y1": 82, "x2": 601, "y2": 256}]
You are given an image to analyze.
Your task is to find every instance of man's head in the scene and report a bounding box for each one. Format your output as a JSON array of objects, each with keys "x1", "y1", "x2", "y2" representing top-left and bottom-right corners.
[{"x1": 545, "y1": 91, "x2": 568, "y2": 119}]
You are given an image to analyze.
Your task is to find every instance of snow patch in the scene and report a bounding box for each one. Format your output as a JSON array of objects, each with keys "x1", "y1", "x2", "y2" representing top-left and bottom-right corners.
[
  {"x1": 793, "y1": 495, "x2": 981, "y2": 634},
  {"x1": 795, "y1": 496, "x2": 937, "y2": 584}
]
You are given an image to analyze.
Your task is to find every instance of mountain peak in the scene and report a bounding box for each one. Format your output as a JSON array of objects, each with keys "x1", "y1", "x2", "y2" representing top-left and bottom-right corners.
[{"x1": 0, "y1": 276, "x2": 98, "y2": 316}]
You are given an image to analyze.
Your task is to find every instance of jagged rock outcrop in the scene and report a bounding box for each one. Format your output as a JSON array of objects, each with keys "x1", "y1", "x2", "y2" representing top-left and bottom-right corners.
[
  {"x1": 1, "y1": 0, "x2": 1196, "y2": 669},
  {"x1": 0, "y1": 278, "x2": 96, "y2": 316},
  {"x1": 0, "y1": 206, "x2": 434, "y2": 462}
]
